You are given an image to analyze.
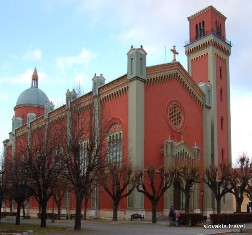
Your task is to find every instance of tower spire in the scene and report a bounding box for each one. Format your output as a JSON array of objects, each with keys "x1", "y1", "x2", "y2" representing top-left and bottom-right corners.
[{"x1": 31, "y1": 67, "x2": 38, "y2": 88}]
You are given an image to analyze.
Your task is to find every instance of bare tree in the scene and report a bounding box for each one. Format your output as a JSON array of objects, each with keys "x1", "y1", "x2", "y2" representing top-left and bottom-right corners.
[
  {"x1": 83, "y1": 185, "x2": 92, "y2": 220},
  {"x1": 5, "y1": 154, "x2": 31, "y2": 225},
  {"x1": 53, "y1": 176, "x2": 69, "y2": 220},
  {"x1": 203, "y1": 163, "x2": 232, "y2": 213},
  {"x1": 100, "y1": 161, "x2": 135, "y2": 221},
  {"x1": 18, "y1": 119, "x2": 66, "y2": 227},
  {"x1": 64, "y1": 101, "x2": 107, "y2": 230},
  {"x1": 133, "y1": 166, "x2": 176, "y2": 223},
  {"x1": 176, "y1": 164, "x2": 200, "y2": 213},
  {"x1": 229, "y1": 154, "x2": 251, "y2": 212},
  {"x1": 0, "y1": 153, "x2": 7, "y2": 221}
]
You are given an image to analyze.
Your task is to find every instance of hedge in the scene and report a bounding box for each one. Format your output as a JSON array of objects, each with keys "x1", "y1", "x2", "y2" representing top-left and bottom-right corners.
[
  {"x1": 210, "y1": 213, "x2": 252, "y2": 224},
  {"x1": 179, "y1": 213, "x2": 203, "y2": 226}
]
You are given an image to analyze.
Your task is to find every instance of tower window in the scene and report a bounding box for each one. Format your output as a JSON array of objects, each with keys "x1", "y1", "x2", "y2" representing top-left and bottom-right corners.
[
  {"x1": 220, "y1": 88, "x2": 223, "y2": 101},
  {"x1": 202, "y1": 21, "x2": 205, "y2": 36},
  {"x1": 219, "y1": 67, "x2": 222, "y2": 79},
  {"x1": 216, "y1": 21, "x2": 221, "y2": 37},
  {"x1": 140, "y1": 58, "x2": 143, "y2": 74},
  {"x1": 130, "y1": 58, "x2": 133, "y2": 75},
  {"x1": 220, "y1": 116, "x2": 224, "y2": 130},
  {"x1": 199, "y1": 22, "x2": 202, "y2": 37},
  {"x1": 207, "y1": 88, "x2": 211, "y2": 105},
  {"x1": 196, "y1": 21, "x2": 205, "y2": 39},
  {"x1": 221, "y1": 148, "x2": 224, "y2": 162},
  {"x1": 196, "y1": 24, "x2": 198, "y2": 39}
]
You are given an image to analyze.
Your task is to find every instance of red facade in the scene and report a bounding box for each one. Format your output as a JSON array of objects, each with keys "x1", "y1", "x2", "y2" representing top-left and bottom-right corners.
[{"x1": 3, "y1": 5, "x2": 232, "y2": 218}]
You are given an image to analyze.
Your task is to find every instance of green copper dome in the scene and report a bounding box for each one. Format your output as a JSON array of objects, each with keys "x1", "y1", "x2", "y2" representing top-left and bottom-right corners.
[
  {"x1": 16, "y1": 87, "x2": 49, "y2": 106},
  {"x1": 16, "y1": 68, "x2": 49, "y2": 107}
]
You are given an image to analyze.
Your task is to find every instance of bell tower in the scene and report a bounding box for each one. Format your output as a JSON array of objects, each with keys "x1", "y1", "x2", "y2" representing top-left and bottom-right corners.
[
  {"x1": 186, "y1": 6, "x2": 233, "y2": 214},
  {"x1": 185, "y1": 6, "x2": 232, "y2": 167}
]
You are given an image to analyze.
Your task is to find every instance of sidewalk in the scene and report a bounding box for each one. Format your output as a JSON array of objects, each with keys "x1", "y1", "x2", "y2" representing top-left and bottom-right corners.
[{"x1": 1, "y1": 218, "x2": 252, "y2": 235}]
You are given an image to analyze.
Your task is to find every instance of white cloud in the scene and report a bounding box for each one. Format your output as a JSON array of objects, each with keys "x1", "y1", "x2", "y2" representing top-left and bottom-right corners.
[
  {"x1": 22, "y1": 47, "x2": 42, "y2": 60},
  {"x1": 0, "y1": 92, "x2": 9, "y2": 103},
  {"x1": 56, "y1": 48, "x2": 96, "y2": 71},
  {"x1": 231, "y1": 92, "x2": 252, "y2": 161},
  {"x1": 0, "y1": 69, "x2": 47, "y2": 85}
]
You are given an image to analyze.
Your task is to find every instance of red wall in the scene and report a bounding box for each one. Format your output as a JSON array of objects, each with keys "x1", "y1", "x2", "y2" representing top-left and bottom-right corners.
[
  {"x1": 98, "y1": 92, "x2": 129, "y2": 211},
  {"x1": 15, "y1": 105, "x2": 44, "y2": 124},
  {"x1": 145, "y1": 77, "x2": 203, "y2": 210},
  {"x1": 215, "y1": 55, "x2": 229, "y2": 164},
  {"x1": 191, "y1": 55, "x2": 208, "y2": 84}
]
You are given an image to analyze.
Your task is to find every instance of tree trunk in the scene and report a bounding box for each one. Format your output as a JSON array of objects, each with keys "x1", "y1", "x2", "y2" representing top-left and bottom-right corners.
[
  {"x1": 216, "y1": 198, "x2": 221, "y2": 214},
  {"x1": 184, "y1": 191, "x2": 190, "y2": 213},
  {"x1": 84, "y1": 197, "x2": 88, "y2": 220},
  {"x1": 236, "y1": 196, "x2": 243, "y2": 213},
  {"x1": 40, "y1": 199, "x2": 48, "y2": 227},
  {"x1": 10, "y1": 200, "x2": 13, "y2": 212},
  {"x1": 0, "y1": 198, "x2": 2, "y2": 220},
  {"x1": 16, "y1": 202, "x2": 21, "y2": 225},
  {"x1": 112, "y1": 201, "x2": 119, "y2": 221},
  {"x1": 74, "y1": 194, "x2": 83, "y2": 230},
  {"x1": 57, "y1": 202, "x2": 61, "y2": 219},
  {"x1": 22, "y1": 203, "x2": 26, "y2": 217},
  {"x1": 151, "y1": 201, "x2": 157, "y2": 223}
]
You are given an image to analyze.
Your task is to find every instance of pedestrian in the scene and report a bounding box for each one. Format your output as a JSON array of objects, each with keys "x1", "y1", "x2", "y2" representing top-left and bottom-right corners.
[
  {"x1": 175, "y1": 211, "x2": 180, "y2": 227},
  {"x1": 168, "y1": 206, "x2": 175, "y2": 226}
]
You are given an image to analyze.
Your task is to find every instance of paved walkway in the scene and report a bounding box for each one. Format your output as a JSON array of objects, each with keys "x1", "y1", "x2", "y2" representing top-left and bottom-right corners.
[{"x1": 1, "y1": 218, "x2": 252, "y2": 235}]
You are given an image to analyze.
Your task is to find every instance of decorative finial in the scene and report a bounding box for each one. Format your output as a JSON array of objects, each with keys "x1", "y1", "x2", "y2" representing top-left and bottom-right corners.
[
  {"x1": 140, "y1": 45, "x2": 143, "y2": 48},
  {"x1": 131, "y1": 45, "x2": 133, "y2": 49},
  {"x1": 31, "y1": 67, "x2": 38, "y2": 88}
]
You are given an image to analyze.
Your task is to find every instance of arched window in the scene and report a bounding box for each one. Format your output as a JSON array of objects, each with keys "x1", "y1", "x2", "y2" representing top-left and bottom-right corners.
[
  {"x1": 107, "y1": 124, "x2": 122, "y2": 163},
  {"x1": 80, "y1": 140, "x2": 89, "y2": 174}
]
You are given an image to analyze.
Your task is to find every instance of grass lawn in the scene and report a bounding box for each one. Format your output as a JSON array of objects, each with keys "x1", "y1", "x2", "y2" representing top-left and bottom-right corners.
[
  {"x1": 0, "y1": 223, "x2": 76, "y2": 235},
  {"x1": 244, "y1": 228, "x2": 252, "y2": 233}
]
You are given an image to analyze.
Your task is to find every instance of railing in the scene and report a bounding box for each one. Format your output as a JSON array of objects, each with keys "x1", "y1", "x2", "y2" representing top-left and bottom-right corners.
[{"x1": 185, "y1": 29, "x2": 232, "y2": 46}]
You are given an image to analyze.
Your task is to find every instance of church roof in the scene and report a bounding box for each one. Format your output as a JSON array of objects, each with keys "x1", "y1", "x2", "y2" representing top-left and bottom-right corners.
[
  {"x1": 16, "y1": 68, "x2": 50, "y2": 107},
  {"x1": 188, "y1": 5, "x2": 226, "y2": 21}
]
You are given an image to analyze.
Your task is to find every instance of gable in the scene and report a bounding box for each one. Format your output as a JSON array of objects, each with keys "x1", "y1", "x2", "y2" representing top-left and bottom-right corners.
[{"x1": 146, "y1": 62, "x2": 205, "y2": 108}]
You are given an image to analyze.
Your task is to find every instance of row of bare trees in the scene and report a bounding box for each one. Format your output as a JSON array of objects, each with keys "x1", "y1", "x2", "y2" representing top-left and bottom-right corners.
[
  {"x1": 1, "y1": 148, "x2": 252, "y2": 226},
  {"x1": 1, "y1": 101, "x2": 252, "y2": 229}
]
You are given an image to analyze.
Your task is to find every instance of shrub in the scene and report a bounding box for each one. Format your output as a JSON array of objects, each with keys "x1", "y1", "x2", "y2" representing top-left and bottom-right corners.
[
  {"x1": 1, "y1": 212, "x2": 17, "y2": 217},
  {"x1": 179, "y1": 213, "x2": 203, "y2": 226}
]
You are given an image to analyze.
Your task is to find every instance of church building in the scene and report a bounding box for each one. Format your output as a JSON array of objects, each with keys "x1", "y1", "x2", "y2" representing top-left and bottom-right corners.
[{"x1": 3, "y1": 5, "x2": 233, "y2": 219}]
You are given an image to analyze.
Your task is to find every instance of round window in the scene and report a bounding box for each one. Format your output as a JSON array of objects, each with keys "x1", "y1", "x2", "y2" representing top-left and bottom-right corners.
[{"x1": 167, "y1": 101, "x2": 185, "y2": 131}]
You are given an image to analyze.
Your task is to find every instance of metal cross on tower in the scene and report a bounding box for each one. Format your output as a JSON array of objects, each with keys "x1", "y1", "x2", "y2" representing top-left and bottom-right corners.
[{"x1": 170, "y1": 45, "x2": 179, "y2": 62}]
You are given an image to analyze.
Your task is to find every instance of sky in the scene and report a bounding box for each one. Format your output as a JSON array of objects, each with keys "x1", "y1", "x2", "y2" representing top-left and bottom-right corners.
[{"x1": 0, "y1": 0, "x2": 251, "y2": 164}]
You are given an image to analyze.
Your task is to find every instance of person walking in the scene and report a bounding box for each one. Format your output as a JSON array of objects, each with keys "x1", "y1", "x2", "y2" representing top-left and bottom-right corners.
[
  {"x1": 175, "y1": 211, "x2": 180, "y2": 227},
  {"x1": 168, "y1": 206, "x2": 175, "y2": 226}
]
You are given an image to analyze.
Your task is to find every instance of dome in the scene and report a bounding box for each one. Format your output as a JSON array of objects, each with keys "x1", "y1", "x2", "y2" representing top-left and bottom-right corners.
[
  {"x1": 16, "y1": 87, "x2": 50, "y2": 106},
  {"x1": 15, "y1": 67, "x2": 50, "y2": 107}
]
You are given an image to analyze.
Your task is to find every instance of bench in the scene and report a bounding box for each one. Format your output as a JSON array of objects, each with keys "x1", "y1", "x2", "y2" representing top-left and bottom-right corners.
[
  {"x1": 70, "y1": 214, "x2": 83, "y2": 220},
  {"x1": 53, "y1": 214, "x2": 69, "y2": 220},
  {"x1": 131, "y1": 213, "x2": 144, "y2": 221}
]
